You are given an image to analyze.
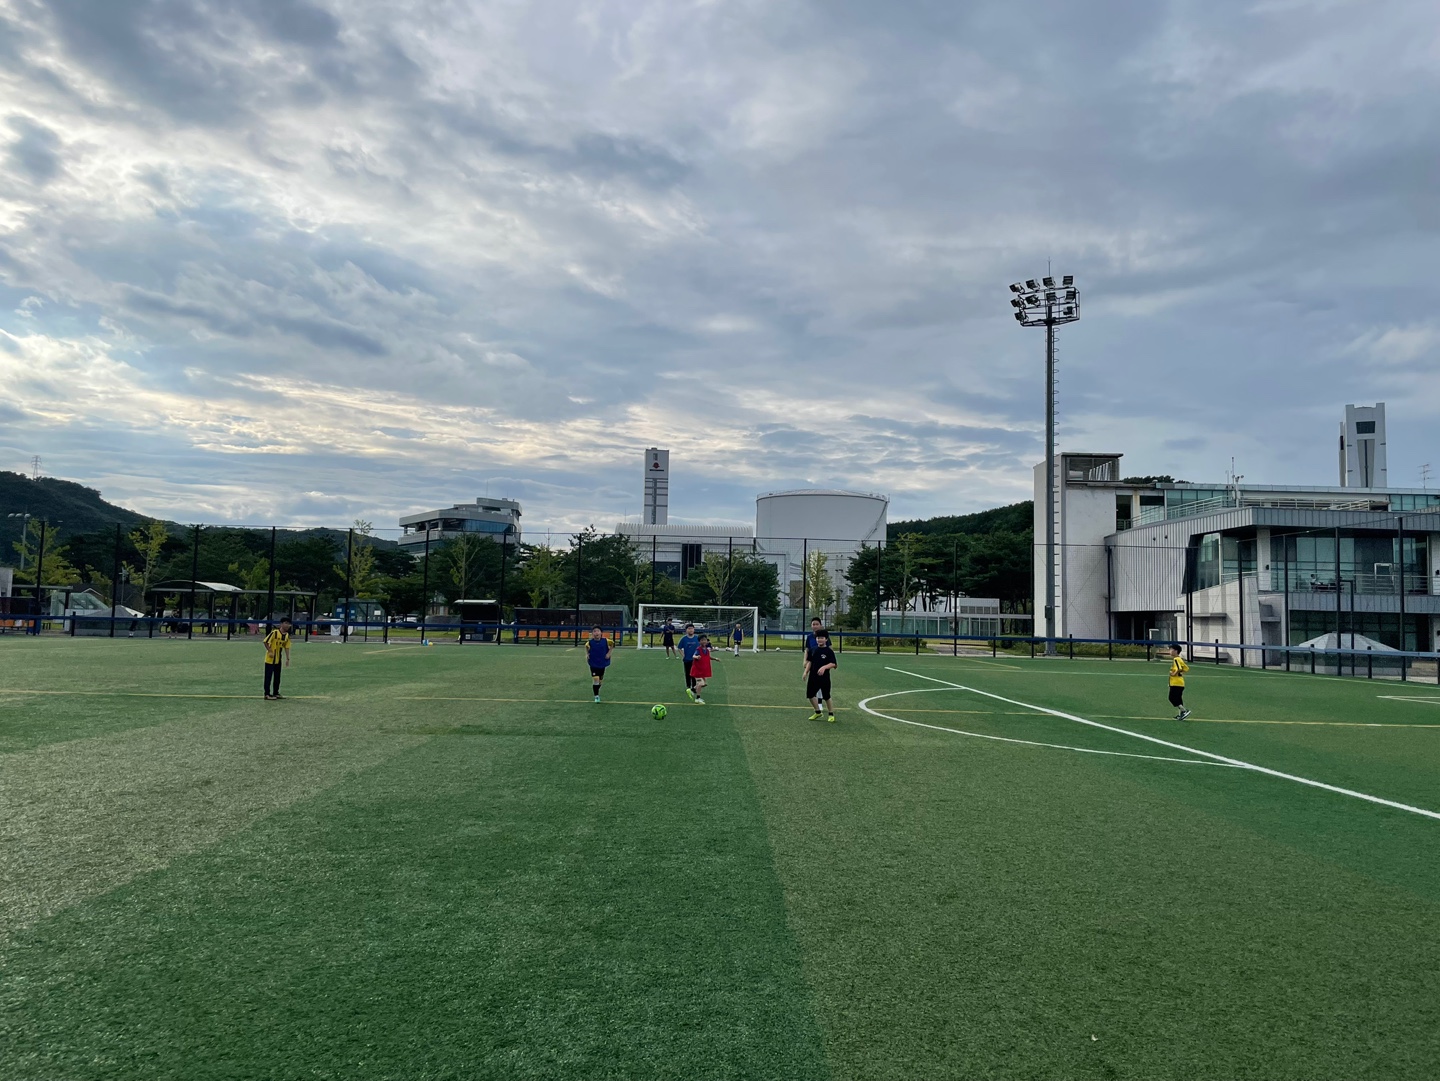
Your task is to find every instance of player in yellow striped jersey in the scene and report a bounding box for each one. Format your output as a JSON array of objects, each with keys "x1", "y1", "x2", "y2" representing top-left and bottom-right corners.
[
  {"x1": 1168, "y1": 644, "x2": 1190, "y2": 721},
  {"x1": 263, "y1": 617, "x2": 292, "y2": 700}
]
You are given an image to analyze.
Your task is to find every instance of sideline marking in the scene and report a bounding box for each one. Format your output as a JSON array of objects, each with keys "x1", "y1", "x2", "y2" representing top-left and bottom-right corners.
[
  {"x1": 859, "y1": 688, "x2": 1234, "y2": 767},
  {"x1": 0, "y1": 689, "x2": 331, "y2": 699},
  {"x1": 1378, "y1": 696, "x2": 1440, "y2": 705},
  {"x1": 884, "y1": 707, "x2": 1440, "y2": 729},
  {"x1": 886, "y1": 667, "x2": 1440, "y2": 822}
]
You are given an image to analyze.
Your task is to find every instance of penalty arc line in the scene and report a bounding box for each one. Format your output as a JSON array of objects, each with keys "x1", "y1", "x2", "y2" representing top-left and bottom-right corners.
[
  {"x1": 886, "y1": 667, "x2": 1440, "y2": 823},
  {"x1": 858, "y1": 688, "x2": 1238, "y2": 767}
]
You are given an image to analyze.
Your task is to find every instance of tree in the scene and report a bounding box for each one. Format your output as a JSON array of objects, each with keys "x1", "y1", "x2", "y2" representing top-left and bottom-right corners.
[
  {"x1": 276, "y1": 536, "x2": 343, "y2": 595},
  {"x1": 13, "y1": 519, "x2": 81, "y2": 587},
  {"x1": 445, "y1": 534, "x2": 489, "y2": 599},
  {"x1": 804, "y1": 550, "x2": 837, "y2": 622},
  {"x1": 520, "y1": 545, "x2": 565, "y2": 608},
  {"x1": 892, "y1": 533, "x2": 923, "y2": 631},
  {"x1": 682, "y1": 551, "x2": 780, "y2": 617},
  {"x1": 230, "y1": 557, "x2": 272, "y2": 594},
  {"x1": 335, "y1": 520, "x2": 380, "y2": 599},
  {"x1": 698, "y1": 551, "x2": 734, "y2": 604}
]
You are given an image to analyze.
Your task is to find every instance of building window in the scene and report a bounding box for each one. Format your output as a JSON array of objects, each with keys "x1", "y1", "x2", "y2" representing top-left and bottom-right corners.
[
  {"x1": 1354, "y1": 421, "x2": 1375, "y2": 434},
  {"x1": 681, "y1": 544, "x2": 702, "y2": 577}
]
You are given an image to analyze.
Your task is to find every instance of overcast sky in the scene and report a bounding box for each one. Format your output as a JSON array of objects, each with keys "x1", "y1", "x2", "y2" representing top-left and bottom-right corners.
[{"x1": 1, "y1": 0, "x2": 1437, "y2": 533}]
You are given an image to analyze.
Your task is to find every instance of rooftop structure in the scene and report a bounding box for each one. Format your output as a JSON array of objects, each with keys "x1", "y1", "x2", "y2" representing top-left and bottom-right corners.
[
  {"x1": 1340, "y1": 403, "x2": 1387, "y2": 488},
  {"x1": 399, "y1": 498, "x2": 521, "y2": 552}
]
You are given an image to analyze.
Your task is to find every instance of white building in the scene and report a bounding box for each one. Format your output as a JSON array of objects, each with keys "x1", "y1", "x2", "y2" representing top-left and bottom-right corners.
[
  {"x1": 755, "y1": 489, "x2": 889, "y2": 608},
  {"x1": 615, "y1": 521, "x2": 756, "y2": 581},
  {"x1": 1340, "y1": 403, "x2": 1387, "y2": 488},
  {"x1": 398, "y1": 498, "x2": 521, "y2": 553},
  {"x1": 1035, "y1": 451, "x2": 1440, "y2": 653}
]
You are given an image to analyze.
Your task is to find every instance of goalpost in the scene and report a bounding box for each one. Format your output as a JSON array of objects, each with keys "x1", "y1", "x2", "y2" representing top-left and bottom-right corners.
[{"x1": 636, "y1": 604, "x2": 760, "y2": 652}]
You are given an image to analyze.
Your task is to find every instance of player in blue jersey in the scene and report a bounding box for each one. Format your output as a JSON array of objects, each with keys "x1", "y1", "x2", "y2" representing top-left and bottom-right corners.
[
  {"x1": 586, "y1": 626, "x2": 612, "y2": 702},
  {"x1": 678, "y1": 623, "x2": 701, "y2": 700},
  {"x1": 801, "y1": 615, "x2": 822, "y2": 672}
]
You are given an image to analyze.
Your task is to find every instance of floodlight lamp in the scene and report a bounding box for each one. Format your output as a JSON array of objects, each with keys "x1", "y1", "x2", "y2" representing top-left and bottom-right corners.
[
  {"x1": 1026, "y1": 294, "x2": 1039, "y2": 304},
  {"x1": 1014, "y1": 312, "x2": 1025, "y2": 321},
  {"x1": 1066, "y1": 288, "x2": 1077, "y2": 300},
  {"x1": 1045, "y1": 290, "x2": 1056, "y2": 301},
  {"x1": 1042, "y1": 276, "x2": 1055, "y2": 288},
  {"x1": 1010, "y1": 283, "x2": 1023, "y2": 293},
  {"x1": 1063, "y1": 306, "x2": 1075, "y2": 317},
  {"x1": 1061, "y1": 274, "x2": 1073, "y2": 287},
  {"x1": 1025, "y1": 279, "x2": 1038, "y2": 290}
]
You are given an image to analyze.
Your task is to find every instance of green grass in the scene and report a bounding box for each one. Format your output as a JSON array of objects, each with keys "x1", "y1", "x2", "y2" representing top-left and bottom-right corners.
[{"x1": 2, "y1": 638, "x2": 1439, "y2": 1079}]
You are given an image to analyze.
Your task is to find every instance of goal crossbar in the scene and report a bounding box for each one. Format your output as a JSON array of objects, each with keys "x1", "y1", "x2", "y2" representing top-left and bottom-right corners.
[{"x1": 636, "y1": 604, "x2": 760, "y2": 651}]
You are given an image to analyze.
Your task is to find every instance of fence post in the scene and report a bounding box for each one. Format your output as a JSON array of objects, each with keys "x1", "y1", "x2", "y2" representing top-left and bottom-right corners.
[
  {"x1": 992, "y1": 637, "x2": 997, "y2": 658},
  {"x1": 419, "y1": 529, "x2": 431, "y2": 644},
  {"x1": 914, "y1": 632, "x2": 920, "y2": 656},
  {"x1": 1107, "y1": 636, "x2": 1113, "y2": 661},
  {"x1": 1068, "y1": 634, "x2": 1074, "y2": 661},
  {"x1": 1310, "y1": 647, "x2": 1315, "y2": 675},
  {"x1": 875, "y1": 542, "x2": 882, "y2": 656},
  {"x1": 188, "y1": 525, "x2": 200, "y2": 640},
  {"x1": 1367, "y1": 646, "x2": 1372, "y2": 679},
  {"x1": 34, "y1": 519, "x2": 48, "y2": 620},
  {"x1": 342, "y1": 528, "x2": 354, "y2": 644},
  {"x1": 1030, "y1": 637, "x2": 1035, "y2": 659},
  {"x1": 1214, "y1": 639, "x2": 1220, "y2": 664},
  {"x1": 498, "y1": 535, "x2": 509, "y2": 644},
  {"x1": 574, "y1": 534, "x2": 583, "y2": 647}
]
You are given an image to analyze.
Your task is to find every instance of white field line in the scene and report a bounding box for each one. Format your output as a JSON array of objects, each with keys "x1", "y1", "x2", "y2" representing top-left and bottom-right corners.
[
  {"x1": 1377, "y1": 696, "x2": 1440, "y2": 704},
  {"x1": 887, "y1": 667, "x2": 1440, "y2": 822},
  {"x1": 858, "y1": 689, "x2": 1236, "y2": 768}
]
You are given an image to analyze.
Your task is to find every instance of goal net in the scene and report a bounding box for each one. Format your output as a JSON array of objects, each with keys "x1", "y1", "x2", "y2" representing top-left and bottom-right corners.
[{"x1": 636, "y1": 605, "x2": 760, "y2": 652}]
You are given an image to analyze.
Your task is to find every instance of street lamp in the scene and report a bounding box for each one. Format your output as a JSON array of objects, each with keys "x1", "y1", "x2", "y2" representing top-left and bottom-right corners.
[
  {"x1": 7, "y1": 511, "x2": 32, "y2": 571},
  {"x1": 1009, "y1": 274, "x2": 1080, "y2": 652}
]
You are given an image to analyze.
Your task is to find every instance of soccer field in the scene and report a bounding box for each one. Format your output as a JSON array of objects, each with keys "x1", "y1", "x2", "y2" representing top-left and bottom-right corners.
[{"x1": 3, "y1": 638, "x2": 1439, "y2": 1080}]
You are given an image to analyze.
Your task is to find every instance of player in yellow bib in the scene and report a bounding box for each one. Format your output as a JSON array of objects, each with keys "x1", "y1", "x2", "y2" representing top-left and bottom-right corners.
[
  {"x1": 263, "y1": 617, "x2": 292, "y2": 700},
  {"x1": 1167, "y1": 644, "x2": 1190, "y2": 721}
]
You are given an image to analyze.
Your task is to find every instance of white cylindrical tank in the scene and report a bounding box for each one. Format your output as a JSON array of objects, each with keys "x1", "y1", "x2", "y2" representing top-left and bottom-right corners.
[{"x1": 755, "y1": 489, "x2": 889, "y2": 545}]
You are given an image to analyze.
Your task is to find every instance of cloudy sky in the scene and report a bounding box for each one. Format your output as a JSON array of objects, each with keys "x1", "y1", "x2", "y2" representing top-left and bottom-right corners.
[{"x1": 1, "y1": 0, "x2": 1437, "y2": 533}]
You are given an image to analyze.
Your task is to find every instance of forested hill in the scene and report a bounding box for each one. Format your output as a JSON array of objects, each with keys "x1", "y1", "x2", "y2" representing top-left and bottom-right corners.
[
  {"x1": 0, "y1": 471, "x2": 164, "y2": 538},
  {"x1": 889, "y1": 501, "x2": 1032, "y2": 538}
]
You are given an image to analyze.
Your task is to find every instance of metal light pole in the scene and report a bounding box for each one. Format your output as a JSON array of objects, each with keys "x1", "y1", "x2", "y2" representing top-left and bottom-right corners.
[
  {"x1": 7, "y1": 512, "x2": 32, "y2": 570},
  {"x1": 1009, "y1": 274, "x2": 1079, "y2": 654}
]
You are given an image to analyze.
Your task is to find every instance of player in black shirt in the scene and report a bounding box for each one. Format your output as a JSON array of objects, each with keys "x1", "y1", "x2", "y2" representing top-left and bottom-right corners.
[{"x1": 803, "y1": 629, "x2": 838, "y2": 722}]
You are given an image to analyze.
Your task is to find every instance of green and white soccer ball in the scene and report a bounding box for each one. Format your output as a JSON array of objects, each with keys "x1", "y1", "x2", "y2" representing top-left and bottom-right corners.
[{"x1": 651, "y1": 704, "x2": 668, "y2": 720}]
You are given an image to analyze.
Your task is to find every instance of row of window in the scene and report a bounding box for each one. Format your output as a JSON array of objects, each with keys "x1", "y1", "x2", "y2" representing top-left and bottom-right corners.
[{"x1": 1192, "y1": 532, "x2": 1431, "y2": 591}]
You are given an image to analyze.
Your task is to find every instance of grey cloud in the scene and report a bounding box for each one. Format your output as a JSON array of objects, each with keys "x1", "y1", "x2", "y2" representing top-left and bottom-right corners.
[
  {"x1": 3, "y1": 0, "x2": 1439, "y2": 526},
  {"x1": 5, "y1": 115, "x2": 61, "y2": 183}
]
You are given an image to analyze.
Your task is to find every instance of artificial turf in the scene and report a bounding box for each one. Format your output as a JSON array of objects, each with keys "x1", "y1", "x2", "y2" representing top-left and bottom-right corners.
[{"x1": 2, "y1": 636, "x2": 1439, "y2": 1079}]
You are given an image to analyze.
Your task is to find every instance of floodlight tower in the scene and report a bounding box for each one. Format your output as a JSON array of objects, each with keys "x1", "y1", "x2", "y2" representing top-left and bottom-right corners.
[{"x1": 1008, "y1": 274, "x2": 1079, "y2": 651}]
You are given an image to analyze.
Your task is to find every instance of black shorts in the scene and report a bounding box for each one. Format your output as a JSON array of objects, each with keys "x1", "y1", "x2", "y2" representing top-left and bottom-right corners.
[
  {"x1": 591, "y1": 666, "x2": 608, "y2": 679},
  {"x1": 807, "y1": 674, "x2": 832, "y2": 701},
  {"x1": 662, "y1": 636, "x2": 674, "y2": 648},
  {"x1": 1168, "y1": 685, "x2": 1184, "y2": 707}
]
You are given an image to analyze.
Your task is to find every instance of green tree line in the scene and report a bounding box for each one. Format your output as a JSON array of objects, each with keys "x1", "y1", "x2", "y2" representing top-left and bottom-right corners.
[{"x1": 12, "y1": 522, "x2": 781, "y2": 618}]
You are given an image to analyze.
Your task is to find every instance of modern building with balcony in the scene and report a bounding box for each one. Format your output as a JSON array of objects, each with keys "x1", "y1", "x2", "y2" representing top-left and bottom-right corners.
[
  {"x1": 1035, "y1": 452, "x2": 1440, "y2": 654},
  {"x1": 398, "y1": 498, "x2": 521, "y2": 553}
]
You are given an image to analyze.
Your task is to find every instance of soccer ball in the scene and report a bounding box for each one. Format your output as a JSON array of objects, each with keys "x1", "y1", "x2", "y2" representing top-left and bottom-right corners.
[{"x1": 651, "y1": 704, "x2": 668, "y2": 720}]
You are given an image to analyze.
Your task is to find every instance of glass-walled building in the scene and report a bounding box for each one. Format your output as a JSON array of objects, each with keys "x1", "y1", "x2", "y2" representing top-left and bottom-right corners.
[
  {"x1": 1039, "y1": 449, "x2": 1440, "y2": 654},
  {"x1": 398, "y1": 498, "x2": 522, "y2": 553}
]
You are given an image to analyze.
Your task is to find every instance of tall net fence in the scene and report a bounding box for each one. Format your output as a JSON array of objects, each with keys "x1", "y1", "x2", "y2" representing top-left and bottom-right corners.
[{"x1": 2, "y1": 512, "x2": 1436, "y2": 682}]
